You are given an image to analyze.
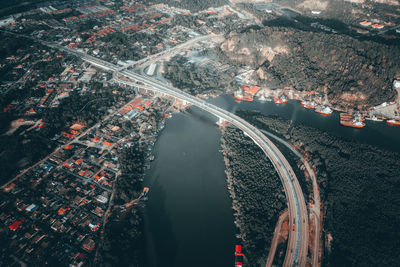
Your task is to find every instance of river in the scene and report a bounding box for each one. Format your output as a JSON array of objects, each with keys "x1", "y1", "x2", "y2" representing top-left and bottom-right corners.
[
  {"x1": 142, "y1": 94, "x2": 400, "y2": 267},
  {"x1": 210, "y1": 95, "x2": 400, "y2": 153},
  {"x1": 143, "y1": 107, "x2": 237, "y2": 267}
]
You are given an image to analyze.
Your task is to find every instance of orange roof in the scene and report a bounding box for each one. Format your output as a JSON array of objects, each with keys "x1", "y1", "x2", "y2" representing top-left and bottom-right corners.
[
  {"x1": 123, "y1": 106, "x2": 133, "y2": 112},
  {"x1": 103, "y1": 141, "x2": 113, "y2": 146},
  {"x1": 70, "y1": 122, "x2": 86, "y2": 130},
  {"x1": 63, "y1": 132, "x2": 75, "y2": 139},
  {"x1": 75, "y1": 159, "x2": 83, "y2": 165},
  {"x1": 246, "y1": 86, "x2": 260, "y2": 95},
  {"x1": 360, "y1": 21, "x2": 371, "y2": 26},
  {"x1": 64, "y1": 145, "x2": 73, "y2": 150},
  {"x1": 58, "y1": 208, "x2": 66, "y2": 215},
  {"x1": 371, "y1": 24, "x2": 384, "y2": 29}
]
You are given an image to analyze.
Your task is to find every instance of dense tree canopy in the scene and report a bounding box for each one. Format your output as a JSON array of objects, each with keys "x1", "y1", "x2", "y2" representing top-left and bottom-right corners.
[{"x1": 238, "y1": 110, "x2": 400, "y2": 267}]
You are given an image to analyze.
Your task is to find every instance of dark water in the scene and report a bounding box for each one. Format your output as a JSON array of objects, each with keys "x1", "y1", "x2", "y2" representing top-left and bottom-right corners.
[
  {"x1": 143, "y1": 107, "x2": 236, "y2": 267},
  {"x1": 209, "y1": 95, "x2": 400, "y2": 153},
  {"x1": 143, "y1": 94, "x2": 400, "y2": 267}
]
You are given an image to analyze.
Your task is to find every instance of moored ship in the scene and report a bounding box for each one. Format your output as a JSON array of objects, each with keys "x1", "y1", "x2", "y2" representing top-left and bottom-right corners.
[
  {"x1": 340, "y1": 112, "x2": 365, "y2": 128},
  {"x1": 234, "y1": 245, "x2": 244, "y2": 267},
  {"x1": 315, "y1": 106, "x2": 332, "y2": 116},
  {"x1": 301, "y1": 100, "x2": 315, "y2": 109},
  {"x1": 386, "y1": 119, "x2": 400, "y2": 126},
  {"x1": 274, "y1": 95, "x2": 288, "y2": 104},
  {"x1": 234, "y1": 90, "x2": 253, "y2": 102},
  {"x1": 365, "y1": 115, "x2": 383, "y2": 122},
  {"x1": 340, "y1": 120, "x2": 366, "y2": 128}
]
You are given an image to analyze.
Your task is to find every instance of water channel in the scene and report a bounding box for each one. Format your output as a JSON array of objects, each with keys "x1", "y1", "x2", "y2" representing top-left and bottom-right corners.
[{"x1": 143, "y1": 94, "x2": 400, "y2": 267}]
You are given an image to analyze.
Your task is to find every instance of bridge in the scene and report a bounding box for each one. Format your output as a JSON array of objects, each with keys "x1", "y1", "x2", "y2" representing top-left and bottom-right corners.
[{"x1": 53, "y1": 43, "x2": 309, "y2": 267}]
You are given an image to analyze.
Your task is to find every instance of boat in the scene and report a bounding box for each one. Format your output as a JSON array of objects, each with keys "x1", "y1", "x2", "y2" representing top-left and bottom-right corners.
[
  {"x1": 386, "y1": 119, "x2": 400, "y2": 126},
  {"x1": 340, "y1": 120, "x2": 366, "y2": 128},
  {"x1": 274, "y1": 95, "x2": 288, "y2": 104},
  {"x1": 142, "y1": 187, "x2": 149, "y2": 201},
  {"x1": 301, "y1": 100, "x2": 315, "y2": 109},
  {"x1": 365, "y1": 115, "x2": 383, "y2": 122},
  {"x1": 234, "y1": 245, "x2": 244, "y2": 267},
  {"x1": 340, "y1": 113, "x2": 365, "y2": 128},
  {"x1": 315, "y1": 106, "x2": 332, "y2": 116},
  {"x1": 234, "y1": 90, "x2": 253, "y2": 102}
]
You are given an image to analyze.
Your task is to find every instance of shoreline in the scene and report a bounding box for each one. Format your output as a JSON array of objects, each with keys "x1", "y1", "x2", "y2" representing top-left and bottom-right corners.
[{"x1": 255, "y1": 87, "x2": 400, "y2": 121}]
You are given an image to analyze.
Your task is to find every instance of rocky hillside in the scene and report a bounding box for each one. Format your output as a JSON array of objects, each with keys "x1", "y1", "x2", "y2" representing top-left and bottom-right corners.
[
  {"x1": 219, "y1": 27, "x2": 400, "y2": 109},
  {"x1": 236, "y1": 0, "x2": 400, "y2": 28}
]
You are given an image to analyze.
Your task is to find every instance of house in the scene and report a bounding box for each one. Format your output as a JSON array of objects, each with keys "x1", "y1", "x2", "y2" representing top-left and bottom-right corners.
[{"x1": 25, "y1": 204, "x2": 38, "y2": 212}]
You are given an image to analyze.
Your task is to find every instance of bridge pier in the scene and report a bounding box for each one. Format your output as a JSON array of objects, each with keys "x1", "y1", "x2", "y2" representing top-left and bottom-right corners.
[{"x1": 216, "y1": 116, "x2": 226, "y2": 127}]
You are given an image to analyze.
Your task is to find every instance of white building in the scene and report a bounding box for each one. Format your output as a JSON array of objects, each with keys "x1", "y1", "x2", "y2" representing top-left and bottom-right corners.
[
  {"x1": 146, "y1": 63, "x2": 157, "y2": 76},
  {"x1": 0, "y1": 17, "x2": 15, "y2": 28},
  {"x1": 394, "y1": 80, "x2": 400, "y2": 89}
]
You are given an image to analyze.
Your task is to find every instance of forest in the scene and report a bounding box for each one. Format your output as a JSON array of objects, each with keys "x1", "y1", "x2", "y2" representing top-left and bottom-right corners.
[
  {"x1": 98, "y1": 144, "x2": 146, "y2": 267},
  {"x1": 238, "y1": 110, "x2": 400, "y2": 267},
  {"x1": 217, "y1": 24, "x2": 400, "y2": 109},
  {"x1": 141, "y1": 0, "x2": 228, "y2": 12},
  {"x1": 221, "y1": 126, "x2": 286, "y2": 266}
]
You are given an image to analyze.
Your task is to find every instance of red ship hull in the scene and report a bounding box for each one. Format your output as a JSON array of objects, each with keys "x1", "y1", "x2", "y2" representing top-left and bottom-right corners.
[
  {"x1": 315, "y1": 110, "x2": 331, "y2": 116},
  {"x1": 340, "y1": 122, "x2": 365, "y2": 128},
  {"x1": 386, "y1": 120, "x2": 400, "y2": 126}
]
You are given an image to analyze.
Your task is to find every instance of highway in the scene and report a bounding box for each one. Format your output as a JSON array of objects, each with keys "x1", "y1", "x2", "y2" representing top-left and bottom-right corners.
[
  {"x1": 262, "y1": 130, "x2": 321, "y2": 267},
  {"x1": 118, "y1": 33, "x2": 223, "y2": 71},
  {"x1": 51, "y1": 43, "x2": 309, "y2": 267},
  {"x1": 116, "y1": 69, "x2": 309, "y2": 267}
]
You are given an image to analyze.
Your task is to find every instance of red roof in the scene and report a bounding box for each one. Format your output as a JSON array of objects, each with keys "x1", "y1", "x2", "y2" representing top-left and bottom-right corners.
[
  {"x1": 9, "y1": 220, "x2": 24, "y2": 230},
  {"x1": 63, "y1": 132, "x2": 75, "y2": 139},
  {"x1": 58, "y1": 208, "x2": 67, "y2": 215},
  {"x1": 64, "y1": 144, "x2": 73, "y2": 150}
]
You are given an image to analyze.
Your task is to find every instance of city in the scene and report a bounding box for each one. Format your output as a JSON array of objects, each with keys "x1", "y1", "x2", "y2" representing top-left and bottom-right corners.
[{"x1": 0, "y1": 1, "x2": 400, "y2": 267}]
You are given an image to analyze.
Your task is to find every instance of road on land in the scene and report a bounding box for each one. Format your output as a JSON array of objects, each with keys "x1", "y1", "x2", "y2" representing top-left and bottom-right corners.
[{"x1": 44, "y1": 40, "x2": 309, "y2": 267}]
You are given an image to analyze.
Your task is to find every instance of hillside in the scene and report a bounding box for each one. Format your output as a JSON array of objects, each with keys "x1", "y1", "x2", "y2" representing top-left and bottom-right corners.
[{"x1": 218, "y1": 26, "x2": 400, "y2": 109}]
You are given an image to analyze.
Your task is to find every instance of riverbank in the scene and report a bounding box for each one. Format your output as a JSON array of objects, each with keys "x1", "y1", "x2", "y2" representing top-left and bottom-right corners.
[
  {"x1": 254, "y1": 86, "x2": 400, "y2": 121},
  {"x1": 96, "y1": 96, "x2": 174, "y2": 266}
]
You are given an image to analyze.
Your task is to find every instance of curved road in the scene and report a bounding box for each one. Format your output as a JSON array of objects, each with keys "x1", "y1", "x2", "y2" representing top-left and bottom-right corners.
[
  {"x1": 262, "y1": 130, "x2": 321, "y2": 267},
  {"x1": 118, "y1": 34, "x2": 223, "y2": 71},
  {"x1": 56, "y1": 45, "x2": 309, "y2": 267},
  {"x1": 115, "y1": 69, "x2": 309, "y2": 267}
]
